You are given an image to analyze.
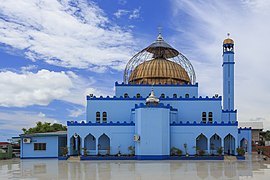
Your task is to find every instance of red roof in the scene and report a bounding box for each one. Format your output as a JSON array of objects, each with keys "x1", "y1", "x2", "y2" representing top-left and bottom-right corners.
[{"x1": 0, "y1": 142, "x2": 10, "y2": 145}]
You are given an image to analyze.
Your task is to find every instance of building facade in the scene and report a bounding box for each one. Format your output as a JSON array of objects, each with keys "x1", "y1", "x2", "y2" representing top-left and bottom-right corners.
[{"x1": 20, "y1": 34, "x2": 252, "y2": 159}]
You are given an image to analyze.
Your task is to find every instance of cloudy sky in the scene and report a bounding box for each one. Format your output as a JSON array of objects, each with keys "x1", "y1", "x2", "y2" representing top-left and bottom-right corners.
[{"x1": 0, "y1": 0, "x2": 269, "y2": 141}]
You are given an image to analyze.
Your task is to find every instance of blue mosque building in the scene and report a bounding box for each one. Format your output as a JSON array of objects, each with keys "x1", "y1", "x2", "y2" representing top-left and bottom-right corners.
[{"x1": 20, "y1": 34, "x2": 252, "y2": 159}]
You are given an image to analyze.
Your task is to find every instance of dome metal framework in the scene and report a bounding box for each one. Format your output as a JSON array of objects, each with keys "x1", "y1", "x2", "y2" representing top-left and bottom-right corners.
[{"x1": 124, "y1": 34, "x2": 196, "y2": 85}]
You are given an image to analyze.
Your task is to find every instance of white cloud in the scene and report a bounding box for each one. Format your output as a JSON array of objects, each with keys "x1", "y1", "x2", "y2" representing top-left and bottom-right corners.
[
  {"x1": 0, "y1": 0, "x2": 135, "y2": 71},
  {"x1": 68, "y1": 108, "x2": 85, "y2": 118},
  {"x1": 21, "y1": 65, "x2": 38, "y2": 72},
  {"x1": 0, "y1": 110, "x2": 60, "y2": 141},
  {"x1": 171, "y1": 0, "x2": 270, "y2": 130},
  {"x1": 0, "y1": 67, "x2": 114, "y2": 107},
  {"x1": 0, "y1": 69, "x2": 73, "y2": 107},
  {"x1": 129, "y1": 7, "x2": 141, "y2": 20},
  {"x1": 114, "y1": 9, "x2": 130, "y2": 18}
]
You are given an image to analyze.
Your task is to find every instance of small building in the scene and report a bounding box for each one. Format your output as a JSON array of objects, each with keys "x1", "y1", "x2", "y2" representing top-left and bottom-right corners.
[
  {"x1": 238, "y1": 122, "x2": 263, "y2": 145},
  {"x1": 20, "y1": 131, "x2": 67, "y2": 159}
]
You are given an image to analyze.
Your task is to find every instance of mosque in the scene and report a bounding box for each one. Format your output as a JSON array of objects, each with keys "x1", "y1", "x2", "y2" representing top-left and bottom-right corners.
[{"x1": 20, "y1": 33, "x2": 252, "y2": 160}]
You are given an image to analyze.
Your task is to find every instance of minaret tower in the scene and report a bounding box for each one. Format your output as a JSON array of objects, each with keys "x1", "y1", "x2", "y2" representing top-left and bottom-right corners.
[{"x1": 223, "y1": 33, "x2": 235, "y2": 111}]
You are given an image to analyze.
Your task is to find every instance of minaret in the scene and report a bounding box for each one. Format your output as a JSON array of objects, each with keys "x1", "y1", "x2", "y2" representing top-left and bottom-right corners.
[{"x1": 223, "y1": 33, "x2": 235, "y2": 111}]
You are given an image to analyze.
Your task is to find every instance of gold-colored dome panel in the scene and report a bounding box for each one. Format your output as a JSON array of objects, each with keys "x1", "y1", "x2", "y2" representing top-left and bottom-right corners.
[
  {"x1": 223, "y1": 38, "x2": 234, "y2": 44},
  {"x1": 128, "y1": 58, "x2": 191, "y2": 85}
]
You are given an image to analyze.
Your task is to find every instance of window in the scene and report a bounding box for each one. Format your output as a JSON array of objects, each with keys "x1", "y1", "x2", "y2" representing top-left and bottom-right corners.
[
  {"x1": 136, "y1": 93, "x2": 141, "y2": 98},
  {"x1": 124, "y1": 93, "x2": 128, "y2": 98},
  {"x1": 102, "y1": 112, "x2": 107, "y2": 123},
  {"x1": 161, "y1": 93, "x2": 165, "y2": 98},
  {"x1": 173, "y1": 94, "x2": 177, "y2": 98},
  {"x1": 185, "y1": 94, "x2": 189, "y2": 98},
  {"x1": 96, "y1": 112, "x2": 100, "y2": 123},
  {"x1": 208, "y1": 112, "x2": 213, "y2": 124},
  {"x1": 34, "y1": 143, "x2": 46, "y2": 151},
  {"x1": 202, "y1": 112, "x2": 206, "y2": 124}
]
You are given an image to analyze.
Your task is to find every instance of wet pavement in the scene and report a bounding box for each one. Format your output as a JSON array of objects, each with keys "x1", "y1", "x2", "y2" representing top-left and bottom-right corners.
[{"x1": 0, "y1": 154, "x2": 270, "y2": 180}]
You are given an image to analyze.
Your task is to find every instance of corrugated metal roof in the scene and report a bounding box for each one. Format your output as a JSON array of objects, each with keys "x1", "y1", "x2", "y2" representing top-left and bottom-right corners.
[
  {"x1": 20, "y1": 131, "x2": 67, "y2": 137},
  {"x1": 238, "y1": 122, "x2": 263, "y2": 130}
]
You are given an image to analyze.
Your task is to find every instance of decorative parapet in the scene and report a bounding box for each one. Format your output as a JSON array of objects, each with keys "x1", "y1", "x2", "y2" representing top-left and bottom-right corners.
[
  {"x1": 222, "y1": 110, "x2": 237, "y2": 113},
  {"x1": 132, "y1": 103, "x2": 178, "y2": 111},
  {"x1": 115, "y1": 81, "x2": 199, "y2": 87},
  {"x1": 87, "y1": 95, "x2": 222, "y2": 101},
  {"x1": 170, "y1": 121, "x2": 238, "y2": 126},
  {"x1": 67, "y1": 121, "x2": 135, "y2": 126},
  {"x1": 238, "y1": 127, "x2": 252, "y2": 133}
]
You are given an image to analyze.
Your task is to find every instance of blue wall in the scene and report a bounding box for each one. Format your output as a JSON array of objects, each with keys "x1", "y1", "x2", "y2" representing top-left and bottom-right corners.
[
  {"x1": 21, "y1": 136, "x2": 59, "y2": 158},
  {"x1": 135, "y1": 106, "x2": 170, "y2": 156},
  {"x1": 171, "y1": 125, "x2": 238, "y2": 155},
  {"x1": 115, "y1": 82, "x2": 198, "y2": 98},
  {"x1": 238, "y1": 128, "x2": 252, "y2": 153},
  {"x1": 86, "y1": 97, "x2": 224, "y2": 124},
  {"x1": 67, "y1": 125, "x2": 135, "y2": 155},
  {"x1": 223, "y1": 51, "x2": 235, "y2": 111}
]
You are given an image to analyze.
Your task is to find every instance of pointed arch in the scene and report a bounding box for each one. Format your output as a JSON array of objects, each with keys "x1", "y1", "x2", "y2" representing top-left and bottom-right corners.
[
  {"x1": 98, "y1": 134, "x2": 110, "y2": 155},
  {"x1": 210, "y1": 134, "x2": 221, "y2": 155},
  {"x1": 240, "y1": 138, "x2": 248, "y2": 152},
  {"x1": 196, "y1": 133, "x2": 208, "y2": 152},
  {"x1": 69, "y1": 134, "x2": 81, "y2": 156},
  {"x1": 224, "y1": 134, "x2": 235, "y2": 155}
]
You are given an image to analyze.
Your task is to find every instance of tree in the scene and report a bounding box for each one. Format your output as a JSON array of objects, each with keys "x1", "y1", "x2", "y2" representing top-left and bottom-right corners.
[{"x1": 22, "y1": 121, "x2": 67, "y2": 134}]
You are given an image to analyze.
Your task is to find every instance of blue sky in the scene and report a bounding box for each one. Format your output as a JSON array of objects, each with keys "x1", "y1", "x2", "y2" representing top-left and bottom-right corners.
[{"x1": 0, "y1": 0, "x2": 270, "y2": 141}]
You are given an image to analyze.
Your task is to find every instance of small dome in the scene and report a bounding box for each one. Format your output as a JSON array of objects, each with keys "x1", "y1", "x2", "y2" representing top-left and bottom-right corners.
[
  {"x1": 128, "y1": 58, "x2": 191, "y2": 85},
  {"x1": 146, "y1": 89, "x2": 159, "y2": 105},
  {"x1": 223, "y1": 38, "x2": 234, "y2": 45}
]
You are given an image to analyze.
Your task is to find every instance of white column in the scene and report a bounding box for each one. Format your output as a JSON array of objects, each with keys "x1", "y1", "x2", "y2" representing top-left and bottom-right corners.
[
  {"x1": 208, "y1": 138, "x2": 211, "y2": 154},
  {"x1": 82, "y1": 136, "x2": 85, "y2": 156},
  {"x1": 96, "y1": 139, "x2": 99, "y2": 155},
  {"x1": 221, "y1": 138, "x2": 224, "y2": 155}
]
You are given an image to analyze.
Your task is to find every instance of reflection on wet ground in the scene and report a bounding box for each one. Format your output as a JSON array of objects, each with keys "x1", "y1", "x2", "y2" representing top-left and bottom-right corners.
[{"x1": 0, "y1": 154, "x2": 270, "y2": 180}]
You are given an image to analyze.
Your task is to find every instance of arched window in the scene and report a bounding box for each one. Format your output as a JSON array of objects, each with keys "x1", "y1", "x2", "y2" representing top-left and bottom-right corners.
[
  {"x1": 96, "y1": 112, "x2": 100, "y2": 123},
  {"x1": 136, "y1": 93, "x2": 141, "y2": 98},
  {"x1": 102, "y1": 112, "x2": 107, "y2": 123},
  {"x1": 161, "y1": 93, "x2": 165, "y2": 98},
  {"x1": 185, "y1": 94, "x2": 189, "y2": 98},
  {"x1": 124, "y1": 93, "x2": 128, "y2": 98},
  {"x1": 202, "y1": 112, "x2": 206, "y2": 124},
  {"x1": 173, "y1": 94, "x2": 177, "y2": 98},
  {"x1": 208, "y1": 112, "x2": 213, "y2": 124}
]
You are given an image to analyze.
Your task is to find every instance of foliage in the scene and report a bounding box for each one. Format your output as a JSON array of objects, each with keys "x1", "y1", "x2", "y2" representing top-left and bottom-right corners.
[
  {"x1": 237, "y1": 147, "x2": 245, "y2": 156},
  {"x1": 170, "y1": 147, "x2": 182, "y2": 156},
  {"x1": 60, "y1": 147, "x2": 68, "y2": 157},
  {"x1": 128, "y1": 146, "x2": 135, "y2": 156},
  {"x1": 198, "y1": 149, "x2": 205, "y2": 156},
  {"x1": 262, "y1": 130, "x2": 270, "y2": 141},
  {"x1": 183, "y1": 143, "x2": 188, "y2": 155},
  {"x1": 82, "y1": 148, "x2": 88, "y2": 156},
  {"x1": 217, "y1": 147, "x2": 223, "y2": 156},
  {"x1": 22, "y1": 121, "x2": 67, "y2": 134}
]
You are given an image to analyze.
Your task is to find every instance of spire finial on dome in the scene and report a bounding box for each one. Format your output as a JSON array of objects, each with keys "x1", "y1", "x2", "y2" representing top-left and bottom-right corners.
[
  {"x1": 157, "y1": 26, "x2": 163, "y2": 41},
  {"x1": 223, "y1": 33, "x2": 234, "y2": 45}
]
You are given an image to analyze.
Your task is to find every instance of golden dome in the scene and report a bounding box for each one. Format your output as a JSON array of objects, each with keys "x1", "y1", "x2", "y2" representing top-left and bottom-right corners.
[
  {"x1": 223, "y1": 38, "x2": 234, "y2": 45},
  {"x1": 128, "y1": 58, "x2": 191, "y2": 85}
]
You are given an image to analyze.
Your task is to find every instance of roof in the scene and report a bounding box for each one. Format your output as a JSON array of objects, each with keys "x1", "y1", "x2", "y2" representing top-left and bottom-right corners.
[
  {"x1": 128, "y1": 58, "x2": 191, "y2": 85},
  {"x1": 0, "y1": 142, "x2": 10, "y2": 145},
  {"x1": 20, "y1": 131, "x2": 67, "y2": 137},
  {"x1": 238, "y1": 122, "x2": 263, "y2": 130}
]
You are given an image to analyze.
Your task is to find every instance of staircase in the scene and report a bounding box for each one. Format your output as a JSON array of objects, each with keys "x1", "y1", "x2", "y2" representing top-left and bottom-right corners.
[
  {"x1": 68, "y1": 156, "x2": 80, "y2": 161},
  {"x1": 224, "y1": 156, "x2": 237, "y2": 161}
]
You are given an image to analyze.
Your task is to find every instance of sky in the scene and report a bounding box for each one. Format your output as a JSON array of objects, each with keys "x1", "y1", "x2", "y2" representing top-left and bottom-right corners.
[{"x1": 0, "y1": 0, "x2": 269, "y2": 141}]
